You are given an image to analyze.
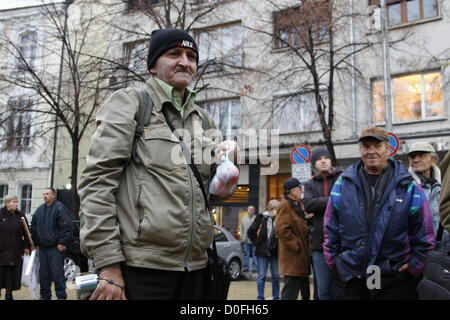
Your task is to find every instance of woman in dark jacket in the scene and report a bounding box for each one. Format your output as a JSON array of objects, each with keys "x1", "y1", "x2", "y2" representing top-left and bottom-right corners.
[
  {"x1": 248, "y1": 199, "x2": 280, "y2": 300},
  {"x1": 0, "y1": 195, "x2": 31, "y2": 300}
]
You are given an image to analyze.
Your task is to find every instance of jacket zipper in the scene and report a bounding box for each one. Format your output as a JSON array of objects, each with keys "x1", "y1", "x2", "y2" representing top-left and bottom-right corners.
[{"x1": 181, "y1": 117, "x2": 196, "y2": 270}]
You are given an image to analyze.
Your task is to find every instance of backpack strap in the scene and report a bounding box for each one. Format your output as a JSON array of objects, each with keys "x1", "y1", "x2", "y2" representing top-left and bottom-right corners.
[
  {"x1": 196, "y1": 107, "x2": 212, "y2": 131},
  {"x1": 130, "y1": 87, "x2": 153, "y2": 163}
]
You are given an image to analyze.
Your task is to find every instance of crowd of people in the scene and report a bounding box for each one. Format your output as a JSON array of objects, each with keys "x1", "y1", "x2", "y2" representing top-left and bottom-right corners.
[
  {"x1": 0, "y1": 28, "x2": 449, "y2": 301},
  {"x1": 239, "y1": 126, "x2": 449, "y2": 300}
]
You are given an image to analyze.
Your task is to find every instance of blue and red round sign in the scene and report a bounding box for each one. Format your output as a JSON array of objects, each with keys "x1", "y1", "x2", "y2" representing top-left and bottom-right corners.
[
  {"x1": 290, "y1": 144, "x2": 311, "y2": 164},
  {"x1": 388, "y1": 132, "x2": 399, "y2": 157}
]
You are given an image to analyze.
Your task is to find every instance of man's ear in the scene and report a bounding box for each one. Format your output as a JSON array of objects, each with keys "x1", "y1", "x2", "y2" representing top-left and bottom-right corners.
[{"x1": 431, "y1": 156, "x2": 438, "y2": 166}]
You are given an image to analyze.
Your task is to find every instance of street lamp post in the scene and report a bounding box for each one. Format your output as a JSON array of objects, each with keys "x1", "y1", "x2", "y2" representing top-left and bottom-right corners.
[
  {"x1": 50, "y1": 0, "x2": 74, "y2": 188},
  {"x1": 380, "y1": 0, "x2": 393, "y2": 132}
]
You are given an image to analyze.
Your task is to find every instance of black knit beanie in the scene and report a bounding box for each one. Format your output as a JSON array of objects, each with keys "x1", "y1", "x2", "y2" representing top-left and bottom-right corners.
[
  {"x1": 311, "y1": 148, "x2": 332, "y2": 165},
  {"x1": 147, "y1": 29, "x2": 199, "y2": 70}
]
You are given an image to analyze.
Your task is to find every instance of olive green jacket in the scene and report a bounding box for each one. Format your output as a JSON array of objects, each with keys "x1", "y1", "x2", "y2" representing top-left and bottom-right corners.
[
  {"x1": 78, "y1": 77, "x2": 221, "y2": 271},
  {"x1": 440, "y1": 150, "x2": 450, "y2": 233}
]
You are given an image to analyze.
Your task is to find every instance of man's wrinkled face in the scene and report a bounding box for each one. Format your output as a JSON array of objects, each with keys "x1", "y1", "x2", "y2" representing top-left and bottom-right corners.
[
  {"x1": 247, "y1": 206, "x2": 256, "y2": 215},
  {"x1": 150, "y1": 47, "x2": 197, "y2": 91},
  {"x1": 409, "y1": 152, "x2": 436, "y2": 174},
  {"x1": 360, "y1": 138, "x2": 390, "y2": 173},
  {"x1": 43, "y1": 189, "x2": 56, "y2": 205}
]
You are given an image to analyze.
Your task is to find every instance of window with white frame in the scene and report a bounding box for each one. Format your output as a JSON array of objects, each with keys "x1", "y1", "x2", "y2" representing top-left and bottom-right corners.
[
  {"x1": 17, "y1": 31, "x2": 37, "y2": 71},
  {"x1": 372, "y1": 71, "x2": 444, "y2": 123},
  {"x1": 273, "y1": 92, "x2": 322, "y2": 134},
  {"x1": 197, "y1": 23, "x2": 242, "y2": 73},
  {"x1": 369, "y1": 0, "x2": 439, "y2": 27},
  {"x1": 19, "y1": 184, "x2": 32, "y2": 215},
  {"x1": 273, "y1": 1, "x2": 331, "y2": 49},
  {"x1": 126, "y1": 0, "x2": 163, "y2": 10},
  {"x1": 124, "y1": 40, "x2": 149, "y2": 76},
  {"x1": 201, "y1": 98, "x2": 241, "y2": 137},
  {"x1": 0, "y1": 184, "x2": 8, "y2": 208},
  {"x1": 1, "y1": 96, "x2": 32, "y2": 150}
]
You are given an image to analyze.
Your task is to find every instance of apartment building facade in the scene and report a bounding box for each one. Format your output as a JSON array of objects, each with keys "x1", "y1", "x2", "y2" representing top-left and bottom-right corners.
[{"x1": 1, "y1": 0, "x2": 449, "y2": 233}]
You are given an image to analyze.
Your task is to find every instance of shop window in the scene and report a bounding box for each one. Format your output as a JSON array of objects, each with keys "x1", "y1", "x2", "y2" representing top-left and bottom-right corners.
[
  {"x1": 19, "y1": 184, "x2": 32, "y2": 215},
  {"x1": 267, "y1": 174, "x2": 291, "y2": 201},
  {"x1": 372, "y1": 71, "x2": 444, "y2": 123},
  {"x1": 0, "y1": 184, "x2": 8, "y2": 207}
]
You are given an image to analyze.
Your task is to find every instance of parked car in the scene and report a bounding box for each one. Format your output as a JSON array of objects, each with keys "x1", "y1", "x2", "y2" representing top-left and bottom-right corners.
[
  {"x1": 64, "y1": 220, "x2": 89, "y2": 281},
  {"x1": 213, "y1": 225, "x2": 243, "y2": 281},
  {"x1": 63, "y1": 222, "x2": 243, "y2": 282}
]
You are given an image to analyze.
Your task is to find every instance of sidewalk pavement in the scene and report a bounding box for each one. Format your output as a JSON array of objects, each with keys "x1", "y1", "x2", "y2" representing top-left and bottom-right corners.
[{"x1": 8, "y1": 274, "x2": 313, "y2": 300}]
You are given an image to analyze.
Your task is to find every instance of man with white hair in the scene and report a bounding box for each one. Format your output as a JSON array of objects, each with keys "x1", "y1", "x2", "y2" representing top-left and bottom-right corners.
[{"x1": 408, "y1": 142, "x2": 449, "y2": 254}]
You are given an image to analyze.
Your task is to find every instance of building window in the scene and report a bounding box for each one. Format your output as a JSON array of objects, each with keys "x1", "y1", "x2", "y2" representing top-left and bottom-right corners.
[
  {"x1": 273, "y1": 92, "x2": 323, "y2": 134},
  {"x1": 369, "y1": 0, "x2": 439, "y2": 26},
  {"x1": 17, "y1": 31, "x2": 37, "y2": 71},
  {"x1": 372, "y1": 71, "x2": 444, "y2": 123},
  {"x1": 19, "y1": 184, "x2": 32, "y2": 215},
  {"x1": 267, "y1": 174, "x2": 291, "y2": 202},
  {"x1": 201, "y1": 98, "x2": 241, "y2": 138},
  {"x1": 0, "y1": 184, "x2": 8, "y2": 207},
  {"x1": 1, "y1": 97, "x2": 32, "y2": 150},
  {"x1": 197, "y1": 23, "x2": 242, "y2": 73},
  {"x1": 124, "y1": 40, "x2": 149, "y2": 76},
  {"x1": 273, "y1": 1, "x2": 330, "y2": 49},
  {"x1": 126, "y1": 0, "x2": 163, "y2": 10}
]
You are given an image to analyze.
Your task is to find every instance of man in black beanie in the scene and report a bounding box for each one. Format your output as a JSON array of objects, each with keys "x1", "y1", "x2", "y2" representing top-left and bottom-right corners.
[
  {"x1": 303, "y1": 147, "x2": 342, "y2": 300},
  {"x1": 79, "y1": 28, "x2": 240, "y2": 300}
]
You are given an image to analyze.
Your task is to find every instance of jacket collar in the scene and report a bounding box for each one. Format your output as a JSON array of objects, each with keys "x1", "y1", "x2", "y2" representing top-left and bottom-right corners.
[
  {"x1": 343, "y1": 159, "x2": 412, "y2": 187},
  {"x1": 408, "y1": 164, "x2": 441, "y2": 186},
  {"x1": 144, "y1": 76, "x2": 205, "y2": 122}
]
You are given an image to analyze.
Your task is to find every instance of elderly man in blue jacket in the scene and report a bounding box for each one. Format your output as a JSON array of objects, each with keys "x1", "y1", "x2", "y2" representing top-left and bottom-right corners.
[{"x1": 323, "y1": 126, "x2": 435, "y2": 300}]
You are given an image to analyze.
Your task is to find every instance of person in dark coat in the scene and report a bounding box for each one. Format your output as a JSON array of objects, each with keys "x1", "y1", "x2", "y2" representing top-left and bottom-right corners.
[
  {"x1": 31, "y1": 187, "x2": 73, "y2": 300},
  {"x1": 276, "y1": 178, "x2": 310, "y2": 300},
  {"x1": 0, "y1": 195, "x2": 31, "y2": 300},
  {"x1": 303, "y1": 148, "x2": 342, "y2": 300},
  {"x1": 248, "y1": 199, "x2": 280, "y2": 300}
]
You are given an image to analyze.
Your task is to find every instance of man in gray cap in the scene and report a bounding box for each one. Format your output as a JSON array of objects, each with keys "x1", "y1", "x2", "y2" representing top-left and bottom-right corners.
[
  {"x1": 323, "y1": 126, "x2": 434, "y2": 300},
  {"x1": 408, "y1": 142, "x2": 449, "y2": 254},
  {"x1": 79, "y1": 29, "x2": 239, "y2": 300}
]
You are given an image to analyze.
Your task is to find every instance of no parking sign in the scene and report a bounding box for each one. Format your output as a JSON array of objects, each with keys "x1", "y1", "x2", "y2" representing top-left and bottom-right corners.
[
  {"x1": 290, "y1": 144, "x2": 311, "y2": 164},
  {"x1": 290, "y1": 145, "x2": 312, "y2": 183},
  {"x1": 388, "y1": 132, "x2": 399, "y2": 157}
]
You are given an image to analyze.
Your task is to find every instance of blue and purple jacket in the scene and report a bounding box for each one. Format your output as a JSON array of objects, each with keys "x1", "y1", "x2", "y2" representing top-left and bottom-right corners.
[{"x1": 323, "y1": 159, "x2": 435, "y2": 283}]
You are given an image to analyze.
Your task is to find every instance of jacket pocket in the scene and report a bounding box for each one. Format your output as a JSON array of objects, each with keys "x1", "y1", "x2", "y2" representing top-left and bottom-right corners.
[
  {"x1": 135, "y1": 180, "x2": 188, "y2": 252},
  {"x1": 138, "y1": 126, "x2": 183, "y2": 171}
]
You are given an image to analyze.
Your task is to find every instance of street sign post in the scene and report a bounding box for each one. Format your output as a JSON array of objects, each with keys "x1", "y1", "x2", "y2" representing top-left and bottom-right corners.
[
  {"x1": 292, "y1": 163, "x2": 312, "y2": 184},
  {"x1": 291, "y1": 145, "x2": 312, "y2": 183}
]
